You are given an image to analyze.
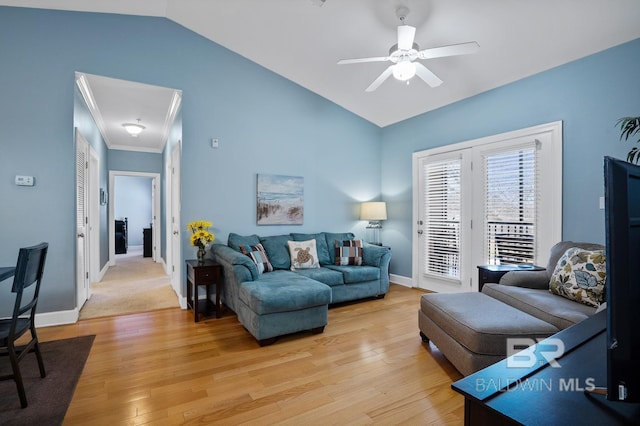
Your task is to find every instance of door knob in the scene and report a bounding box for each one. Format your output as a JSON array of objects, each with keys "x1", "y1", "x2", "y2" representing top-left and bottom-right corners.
[
  {"x1": 417, "y1": 230, "x2": 423, "y2": 235},
  {"x1": 173, "y1": 231, "x2": 179, "y2": 235},
  {"x1": 77, "y1": 233, "x2": 85, "y2": 238}
]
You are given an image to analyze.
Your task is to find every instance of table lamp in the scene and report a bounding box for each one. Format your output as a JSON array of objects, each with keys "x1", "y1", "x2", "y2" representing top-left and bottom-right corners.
[{"x1": 360, "y1": 201, "x2": 387, "y2": 245}]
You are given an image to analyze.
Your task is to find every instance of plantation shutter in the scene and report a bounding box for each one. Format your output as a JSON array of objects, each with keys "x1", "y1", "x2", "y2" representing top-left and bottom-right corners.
[
  {"x1": 482, "y1": 142, "x2": 538, "y2": 265},
  {"x1": 424, "y1": 158, "x2": 462, "y2": 280},
  {"x1": 76, "y1": 145, "x2": 86, "y2": 230}
]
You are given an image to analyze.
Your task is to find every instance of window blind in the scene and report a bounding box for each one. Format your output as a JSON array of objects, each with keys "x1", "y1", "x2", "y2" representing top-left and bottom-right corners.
[
  {"x1": 483, "y1": 143, "x2": 537, "y2": 265},
  {"x1": 424, "y1": 158, "x2": 462, "y2": 280}
]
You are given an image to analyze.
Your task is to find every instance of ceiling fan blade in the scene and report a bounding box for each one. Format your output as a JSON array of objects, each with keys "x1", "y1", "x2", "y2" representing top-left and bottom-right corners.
[
  {"x1": 414, "y1": 62, "x2": 443, "y2": 87},
  {"x1": 365, "y1": 66, "x2": 394, "y2": 92},
  {"x1": 397, "y1": 25, "x2": 416, "y2": 50},
  {"x1": 417, "y1": 41, "x2": 479, "y2": 59},
  {"x1": 337, "y1": 56, "x2": 390, "y2": 65}
]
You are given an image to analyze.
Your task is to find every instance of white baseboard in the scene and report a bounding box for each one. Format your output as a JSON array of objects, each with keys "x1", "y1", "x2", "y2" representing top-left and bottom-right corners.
[
  {"x1": 34, "y1": 273, "x2": 408, "y2": 328},
  {"x1": 390, "y1": 273, "x2": 413, "y2": 288},
  {"x1": 35, "y1": 308, "x2": 79, "y2": 328}
]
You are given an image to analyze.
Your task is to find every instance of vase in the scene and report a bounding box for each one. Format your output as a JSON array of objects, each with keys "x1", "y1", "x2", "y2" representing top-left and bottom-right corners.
[{"x1": 197, "y1": 246, "x2": 206, "y2": 263}]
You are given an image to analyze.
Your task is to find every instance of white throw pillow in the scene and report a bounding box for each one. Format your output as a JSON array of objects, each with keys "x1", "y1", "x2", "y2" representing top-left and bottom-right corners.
[{"x1": 287, "y1": 239, "x2": 320, "y2": 270}]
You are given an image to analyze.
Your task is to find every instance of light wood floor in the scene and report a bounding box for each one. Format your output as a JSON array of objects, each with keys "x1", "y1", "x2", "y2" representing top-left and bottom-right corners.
[{"x1": 37, "y1": 284, "x2": 465, "y2": 425}]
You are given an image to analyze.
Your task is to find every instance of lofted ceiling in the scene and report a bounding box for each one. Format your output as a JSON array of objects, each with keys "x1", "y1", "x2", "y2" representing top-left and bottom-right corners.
[{"x1": 4, "y1": 0, "x2": 640, "y2": 151}]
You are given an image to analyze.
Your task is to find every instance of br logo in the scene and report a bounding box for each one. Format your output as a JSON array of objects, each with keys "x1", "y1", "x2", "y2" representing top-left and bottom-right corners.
[{"x1": 506, "y1": 338, "x2": 565, "y2": 368}]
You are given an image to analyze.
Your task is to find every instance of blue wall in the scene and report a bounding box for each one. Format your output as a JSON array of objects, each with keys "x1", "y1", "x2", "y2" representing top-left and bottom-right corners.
[
  {"x1": 109, "y1": 150, "x2": 163, "y2": 174},
  {"x1": 381, "y1": 38, "x2": 640, "y2": 277},
  {"x1": 1, "y1": 6, "x2": 638, "y2": 317},
  {"x1": 0, "y1": 7, "x2": 380, "y2": 315}
]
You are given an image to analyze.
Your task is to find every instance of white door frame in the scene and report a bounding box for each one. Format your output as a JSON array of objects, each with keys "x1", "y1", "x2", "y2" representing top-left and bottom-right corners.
[
  {"x1": 88, "y1": 147, "x2": 100, "y2": 295},
  {"x1": 108, "y1": 171, "x2": 162, "y2": 265},
  {"x1": 168, "y1": 142, "x2": 184, "y2": 305},
  {"x1": 412, "y1": 121, "x2": 563, "y2": 291}
]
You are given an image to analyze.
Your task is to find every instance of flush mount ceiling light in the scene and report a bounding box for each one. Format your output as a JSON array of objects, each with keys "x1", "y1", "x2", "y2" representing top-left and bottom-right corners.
[{"x1": 122, "y1": 119, "x2": 145, "y2": 137}]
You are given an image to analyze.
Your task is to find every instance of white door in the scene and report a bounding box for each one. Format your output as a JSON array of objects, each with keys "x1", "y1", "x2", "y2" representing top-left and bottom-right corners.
[
  {"x1": 415, "y1": 150, "x2": 473, "y2": 293},
  {"x1": 75, "y1": 128, "x2": 90, "y2": 309},
  {"x1": 151, "y1": 177, "x2": 160, "y2": 262},
  {"x1": 88, "y1": 147, "x2": 99, "y2": 299},
  {"x1": 170, "y1": 143, "x2": 182, "y2": 297},
  {"x1": 413, "y1": 122, "x2": 563, "y2": 293}
]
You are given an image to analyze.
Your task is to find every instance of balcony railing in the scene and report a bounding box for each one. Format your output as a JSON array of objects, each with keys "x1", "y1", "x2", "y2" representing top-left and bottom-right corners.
[{"x1": 487, "y1": 221, "x2": 535, "y2": 265}]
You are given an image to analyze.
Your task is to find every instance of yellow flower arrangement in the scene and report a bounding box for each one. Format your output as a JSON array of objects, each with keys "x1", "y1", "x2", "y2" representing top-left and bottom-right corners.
[{"x1": 187, "y1": 220, "x2": 215, "y2": 249}]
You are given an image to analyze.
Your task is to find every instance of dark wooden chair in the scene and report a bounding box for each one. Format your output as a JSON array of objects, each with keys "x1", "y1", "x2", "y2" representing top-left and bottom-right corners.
[{"x1": 0, "y1": 242, "x2": 48, "y2": 408}]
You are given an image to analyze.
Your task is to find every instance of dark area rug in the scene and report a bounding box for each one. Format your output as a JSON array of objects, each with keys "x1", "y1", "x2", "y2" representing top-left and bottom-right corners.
[{"x1": 0, "y1": 335, "x2": 95, "y2": 426}]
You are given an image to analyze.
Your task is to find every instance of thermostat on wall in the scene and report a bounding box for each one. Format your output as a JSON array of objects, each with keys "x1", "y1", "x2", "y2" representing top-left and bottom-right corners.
[{"x1": 15, "y1": 175, "x2": 35, "y2": 186}]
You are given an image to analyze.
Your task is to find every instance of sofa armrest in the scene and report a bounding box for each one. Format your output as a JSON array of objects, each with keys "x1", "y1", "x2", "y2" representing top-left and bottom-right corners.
[
  {"x1": 210, "y1": 243, "x2": 258, "y2": 281},
  {"x1": 499, "y1": 269, "x2": 549, "y2": 289},
  {"x1": 362, "y1": 243, "x2": 391, "y2": 268}
]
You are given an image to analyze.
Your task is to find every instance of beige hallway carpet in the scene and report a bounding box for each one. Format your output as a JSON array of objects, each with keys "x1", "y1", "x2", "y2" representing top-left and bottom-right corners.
[{"x1": 79, "y1": 246, "x2": 180, "y2": 320}]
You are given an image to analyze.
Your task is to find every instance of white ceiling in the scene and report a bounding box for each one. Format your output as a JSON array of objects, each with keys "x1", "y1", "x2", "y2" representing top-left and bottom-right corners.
[
  {"x1": 76, "y1": 73, "x2": 181, "y2": 153},
  {"x1": 5, "y1": 0, "x2": 640, "y2": 135}
]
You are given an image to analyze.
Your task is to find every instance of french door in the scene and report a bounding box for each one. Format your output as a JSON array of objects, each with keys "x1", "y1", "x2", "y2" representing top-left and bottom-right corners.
[{"x1": 413, "y1": 122, "x2": 563, "y2": 293}]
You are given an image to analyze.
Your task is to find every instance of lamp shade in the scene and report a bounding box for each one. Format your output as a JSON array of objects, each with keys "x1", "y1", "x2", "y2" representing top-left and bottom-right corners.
[{"x1": 360, "y1": 202, "x2": 387, "y2": 221}]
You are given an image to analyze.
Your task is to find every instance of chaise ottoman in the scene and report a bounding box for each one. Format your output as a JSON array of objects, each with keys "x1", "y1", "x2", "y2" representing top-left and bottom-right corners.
[
  {"x1": 418, "y1": 292, "x2": 559, "y2": 375},
  {"x1": 236, "y1": 270, "x2": 332, "y2": 345}
]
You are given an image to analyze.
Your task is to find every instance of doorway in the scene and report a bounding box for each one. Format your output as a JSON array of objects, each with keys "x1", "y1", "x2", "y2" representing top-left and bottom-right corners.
[
  {"x1": 412, "y1": 121, "x2": 563, "y2": 293},
  {"x1": 79, "y1": 170, "x2": 178, "y2": 319},
  {"x1": 108, "y1": 171, "x2": 161, "y2": 265},
  {"x1": 74, "y1": 72, "x2": 183, "y2": 319}
]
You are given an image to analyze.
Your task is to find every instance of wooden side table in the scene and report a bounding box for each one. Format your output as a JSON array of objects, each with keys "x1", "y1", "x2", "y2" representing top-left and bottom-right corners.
[
  {"x1": 186, "y1": 259, "x2": 223, "y2": 322},
  {"x1": 477, "y1": 264, "x2": 545, "y2": 291}
]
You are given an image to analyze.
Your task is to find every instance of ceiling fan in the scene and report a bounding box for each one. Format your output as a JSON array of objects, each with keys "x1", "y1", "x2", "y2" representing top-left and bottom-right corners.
[{"x1": 338, "y1": 7, "x2": 479, "y2": 92}]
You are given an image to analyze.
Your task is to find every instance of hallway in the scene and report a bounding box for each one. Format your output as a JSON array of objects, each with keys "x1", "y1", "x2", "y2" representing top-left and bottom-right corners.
[{"x1": 79, "y1": 246, "x2": 179, "y2": 319}]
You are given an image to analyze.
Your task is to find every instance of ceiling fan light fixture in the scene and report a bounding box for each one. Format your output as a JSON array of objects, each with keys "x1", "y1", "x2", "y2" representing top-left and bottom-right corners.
[
  {"x1": 122, "y1": 119, "x2": 145, "y2": 137},
  {"x1": 392, "y1": 61, "x2": 416, "y2": 81}
]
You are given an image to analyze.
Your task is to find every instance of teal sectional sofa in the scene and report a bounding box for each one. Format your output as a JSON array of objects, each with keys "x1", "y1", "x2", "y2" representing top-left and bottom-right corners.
[{"x1": 209, "y1": 232, "x2": 392, "y2": 345}]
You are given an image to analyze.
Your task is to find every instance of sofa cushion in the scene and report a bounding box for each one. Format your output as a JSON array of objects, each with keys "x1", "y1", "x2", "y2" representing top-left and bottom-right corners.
[
  {"x1": 291, "y1": 233, "x2": 331, "y2": 265},
  {"x1": 238, "y1": 271, "x2": 331, "y2": 314},
  {"x1": 259, "y1": 234, "x2": 292, "y2": 270},
  {"x1": 292, "y1": 267, "x2": 344, "y2": 286},
  {"x1": 228, "y1": 233, "x2": 260, "y2": 253},
  {"x1": 240, "y1": 243, "x2": 273, "y2": 274},
  {"x1": 287, "y1": 239, "x2": 320, "y2": 270},
  {"x1": 482, "y1": 283, "x2": 597, "y2": 329},
  {"x1": 325, "y1": 265, "x2": 380, "y2": 283},
  {"x1": 549, "y1": 247, "x2": 606, "y2": 308},
  {"x1": 324, "y1": 232, "x2": 354, "y2": 264},
  {"x1": 334, "y1": 239, "x2": 364, "y2": 266},
  {"x1": 421, "y1": 292, "x2": 558, "y2": 356}
]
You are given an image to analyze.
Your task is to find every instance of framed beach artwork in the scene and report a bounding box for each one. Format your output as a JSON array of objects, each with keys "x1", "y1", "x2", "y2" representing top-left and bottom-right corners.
[{"x1": 257, "y1": 174, "x2": 304, "y2": 225}]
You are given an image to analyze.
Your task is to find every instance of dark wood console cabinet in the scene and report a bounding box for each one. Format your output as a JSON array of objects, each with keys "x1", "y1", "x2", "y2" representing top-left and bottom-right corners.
[{"x1": 143, "y1": 227, "x2": 152, "y2": 258}]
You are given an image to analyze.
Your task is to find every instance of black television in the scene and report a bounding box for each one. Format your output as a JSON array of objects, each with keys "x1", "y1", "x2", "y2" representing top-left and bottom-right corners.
[{"x1": 604, "y1": 156, "x2": 640, "y2": 402}]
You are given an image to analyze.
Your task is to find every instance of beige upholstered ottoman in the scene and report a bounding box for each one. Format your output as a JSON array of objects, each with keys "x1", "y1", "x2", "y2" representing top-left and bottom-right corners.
[{"x1": 418, "y1": 292, "x2": 559, "y2": 376}]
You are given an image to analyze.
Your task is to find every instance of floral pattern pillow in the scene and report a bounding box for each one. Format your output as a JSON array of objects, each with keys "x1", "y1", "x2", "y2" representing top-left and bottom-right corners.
[{"x1": 549, "y1": 247, "x2": 606, "y2": 307}]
